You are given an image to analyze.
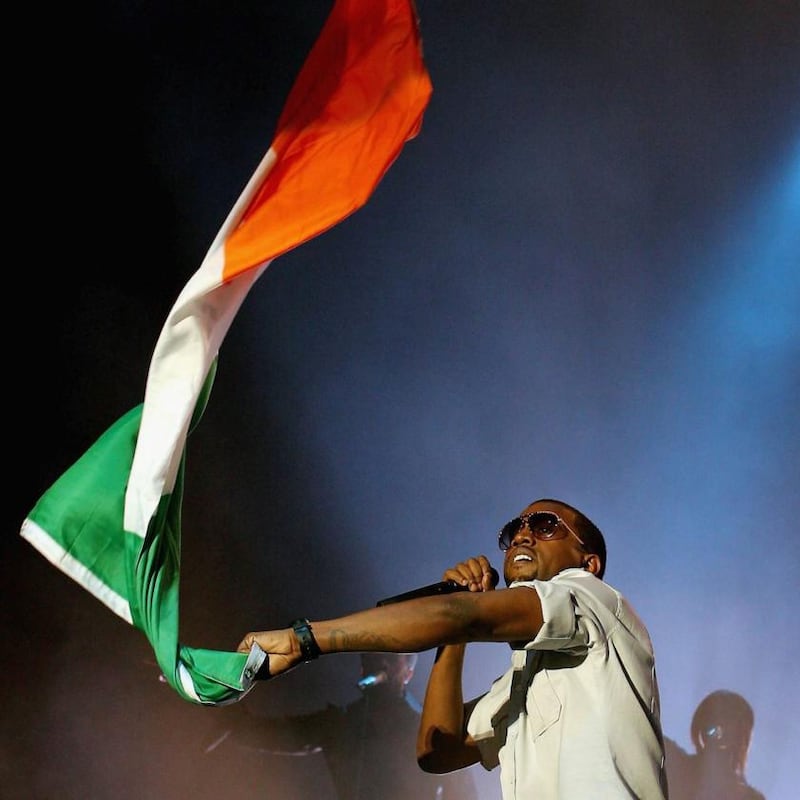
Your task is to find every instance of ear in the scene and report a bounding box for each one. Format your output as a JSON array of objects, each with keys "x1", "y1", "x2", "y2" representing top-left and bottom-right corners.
[{"x1": 582, "y1": 554, "x2": 601, "y2": 576}]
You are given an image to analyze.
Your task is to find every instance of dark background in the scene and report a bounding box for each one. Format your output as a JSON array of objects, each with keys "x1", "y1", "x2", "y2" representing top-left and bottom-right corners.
[{"x1": 4, "y1": 2, "x2": 799, "y2": 798}]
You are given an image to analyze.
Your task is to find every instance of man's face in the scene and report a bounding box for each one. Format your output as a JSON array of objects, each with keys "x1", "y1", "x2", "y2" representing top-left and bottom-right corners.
[{"x1": 501, "y1": 500, "x2": 587, "y2": 584}]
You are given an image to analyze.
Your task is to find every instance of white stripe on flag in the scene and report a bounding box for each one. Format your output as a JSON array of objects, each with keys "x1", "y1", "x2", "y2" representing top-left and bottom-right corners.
[{"x1": 20, "y1": 518, "x2": 133, "y2": 623}]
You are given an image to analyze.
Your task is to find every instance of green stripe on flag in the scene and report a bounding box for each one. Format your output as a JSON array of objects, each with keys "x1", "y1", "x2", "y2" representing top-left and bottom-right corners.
[{"x1": 21, "y1": 361, "x2": 262, "y2": 705}]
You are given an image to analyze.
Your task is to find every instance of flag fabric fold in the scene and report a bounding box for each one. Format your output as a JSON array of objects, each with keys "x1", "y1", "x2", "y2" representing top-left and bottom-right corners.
[{"x1": 20, "y1": 0, "x2": 432, "y2": 705}]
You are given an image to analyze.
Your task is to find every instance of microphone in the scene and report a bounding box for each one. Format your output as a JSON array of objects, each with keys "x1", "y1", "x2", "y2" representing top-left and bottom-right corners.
[
  {"x1": 357, "y1": 670, "x2": 388, "y2": 690},
  {"x1": 376, "y1": 568, "x2": 500, "y2": 607}
]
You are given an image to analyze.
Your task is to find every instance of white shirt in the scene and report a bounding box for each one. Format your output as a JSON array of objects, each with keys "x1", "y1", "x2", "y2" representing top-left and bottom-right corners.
[{"x1": 466, "y1": 569, "x2": 667, "y2": 799}]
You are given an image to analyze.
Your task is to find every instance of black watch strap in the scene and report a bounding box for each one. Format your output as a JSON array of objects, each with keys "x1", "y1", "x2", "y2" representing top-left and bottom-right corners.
[{"x1": 291, "y1": 618, "x2": 322, "y2": 662}]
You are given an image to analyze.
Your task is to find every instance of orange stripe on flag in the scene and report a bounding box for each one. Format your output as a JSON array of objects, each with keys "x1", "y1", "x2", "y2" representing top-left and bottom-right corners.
[{"x1": 223, "y1": 0, "x2": 432, "y2": 280}]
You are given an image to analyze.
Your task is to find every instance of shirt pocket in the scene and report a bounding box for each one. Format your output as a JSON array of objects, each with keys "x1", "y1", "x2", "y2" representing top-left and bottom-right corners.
[{"x1": 525, "y1": 670, "x2": 562, "y2": 738}]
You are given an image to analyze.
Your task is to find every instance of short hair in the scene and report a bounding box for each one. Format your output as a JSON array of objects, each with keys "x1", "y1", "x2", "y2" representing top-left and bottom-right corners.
[{"x1": 539, "y1": 498, "x2": 607, "y2": 580}]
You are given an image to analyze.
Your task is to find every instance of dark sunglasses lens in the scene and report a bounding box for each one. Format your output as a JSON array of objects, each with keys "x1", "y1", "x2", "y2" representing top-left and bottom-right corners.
[
  {"x1": 528, "y1": 512, "x2": 559, "y2": 536},
  {"x1": 499, "y1": 519, "x2": 522, "y2": 550}
]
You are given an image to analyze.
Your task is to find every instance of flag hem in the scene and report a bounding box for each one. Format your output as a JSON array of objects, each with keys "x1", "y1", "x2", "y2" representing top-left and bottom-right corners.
[{"x1": 20, "y1": 518, "x2": 133, "y2": 624}]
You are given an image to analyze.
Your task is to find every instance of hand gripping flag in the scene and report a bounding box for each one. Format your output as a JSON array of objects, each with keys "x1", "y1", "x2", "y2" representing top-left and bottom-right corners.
[{"x1": 19, "y1": 0, "x2": 432, "y2": 705}]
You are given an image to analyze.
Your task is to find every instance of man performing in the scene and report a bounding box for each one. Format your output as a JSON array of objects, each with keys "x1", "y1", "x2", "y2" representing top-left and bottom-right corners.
[{"x1": 239, "y1": 498, "x2": 668, "y2": 799}]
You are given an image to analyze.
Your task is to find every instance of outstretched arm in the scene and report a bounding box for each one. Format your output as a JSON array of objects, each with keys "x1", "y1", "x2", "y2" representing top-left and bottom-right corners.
[{"x1": 237, "y1": 557, "x2": 543, "y2": 681}]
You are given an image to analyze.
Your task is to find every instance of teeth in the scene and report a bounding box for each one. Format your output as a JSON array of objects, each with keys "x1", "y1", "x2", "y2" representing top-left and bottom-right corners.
[{"x1": 513, "y1": 554, "x2": 532, "y2": 562}]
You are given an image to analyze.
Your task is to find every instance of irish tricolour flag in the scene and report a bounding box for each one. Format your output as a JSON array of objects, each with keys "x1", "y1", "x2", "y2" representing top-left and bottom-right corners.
[{"x1": 20, "y1": 0, "x2": 432, "y2": 705}]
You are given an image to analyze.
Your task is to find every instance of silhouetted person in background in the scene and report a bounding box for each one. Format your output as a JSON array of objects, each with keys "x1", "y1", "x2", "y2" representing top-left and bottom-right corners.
[
  {"x1": 206, "y1": 651, "x2": 478, "y2": 800},
  {"x1": 665, "y1": 689, "x2": 765, "y2": 800}
]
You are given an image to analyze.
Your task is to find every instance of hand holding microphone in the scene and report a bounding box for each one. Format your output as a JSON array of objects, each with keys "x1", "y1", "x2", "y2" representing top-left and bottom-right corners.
[{"x1": 377, "y1": 558, "x2": 500, "y2": 606}]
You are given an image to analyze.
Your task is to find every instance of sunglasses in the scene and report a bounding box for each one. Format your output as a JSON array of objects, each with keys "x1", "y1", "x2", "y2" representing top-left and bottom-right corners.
[{"x1": 498, "y1": 510, "x2": 586, "y2": 552}]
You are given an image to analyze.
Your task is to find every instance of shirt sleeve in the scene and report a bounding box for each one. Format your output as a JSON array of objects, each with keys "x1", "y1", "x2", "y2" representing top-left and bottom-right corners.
[{"x1": 526, "y1": 577, "x2": 590, "y2": 655}]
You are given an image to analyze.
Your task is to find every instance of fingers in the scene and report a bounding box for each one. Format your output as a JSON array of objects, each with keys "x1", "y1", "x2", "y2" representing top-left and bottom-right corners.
[
  {"x1": 442, "y1": 555, "x2": 496, "y2": 592},
  {"x1": 236, "y1": 629, "x2": 301, "y2": 680},
  {"x1": 238, "y1": 629, "x2": 290, "y2": 655},
  {"x1": 237, "y1": 633, "x2": 258, "y2": 654}
]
